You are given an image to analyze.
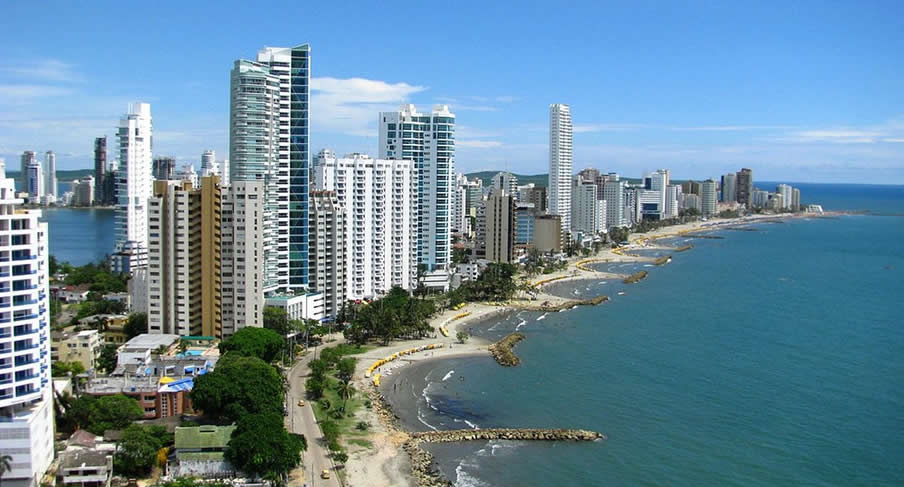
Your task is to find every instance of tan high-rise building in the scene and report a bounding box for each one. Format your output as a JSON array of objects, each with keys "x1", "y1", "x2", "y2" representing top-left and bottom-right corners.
[
  {"x1": 485, "y1": 189, "x2": 515, "y2": 264},
  {"x1": 534, "y1": 214, "x2": 563, "y2": 253},
  {"x1": 147, "y1": 176, "x2": 222, "y2": 337},
  {"x1": 309, "y1": 191, "x2": 346, "y2": 318}
]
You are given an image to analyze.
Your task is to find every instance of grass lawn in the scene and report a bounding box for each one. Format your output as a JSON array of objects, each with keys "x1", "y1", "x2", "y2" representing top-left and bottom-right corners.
[{"x1": 309, "y1": 344, "x2": 376, "y2": 453}]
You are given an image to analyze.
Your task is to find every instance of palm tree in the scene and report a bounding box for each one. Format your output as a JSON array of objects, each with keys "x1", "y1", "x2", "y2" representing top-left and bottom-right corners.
[
  {"x1": 0, "y1": 454, "x2": 13, "y2": 487},
  {"x1": 336, "y1": 380, "x2": 355, "y2": 415}
]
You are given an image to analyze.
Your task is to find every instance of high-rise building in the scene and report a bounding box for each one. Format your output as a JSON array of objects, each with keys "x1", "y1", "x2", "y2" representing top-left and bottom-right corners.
[
  {"x1": 571, "y1": 175, "x2": 604, "y2": 235},
  {"x1": 485, "y1": 189, "x2": 515, "y2": 264},
  {"x1": 26, "y1": 160, "x2": 44, "y2": 202},
  {"x1": 71, "y1": 177, "x2": 95, "y2": 207},
  {"x1": 465, "y1": 178, "x2": 483, "y2": 212},
  {"x1": 0, "y1": 172, "x2": 54, "y2": 487},
  {"x1": 601, "y1": 173, "x2": 626, "y2": 229},
  {"x1": 309, "y1": 191, "x2": 346, "y2": 318},
  {"x1": 220, "y1": 160, "x2": 230, "y2": 187},
  {"x1": 680, "y1": 180, "x2": 701, "y2": 196},
  {"x1": 152, "y1": 157, "x2": 176, "y2": 181},
  {"x1": 452, "y1": 173, "x2": 469, "y2": 234},
  {"x1": 230, "y1": 44, "x2": 311, "y2": 293},
  {"x1": 736, "y1": 168, "x2": 753, "y2": 207},
  {"x1": 379, "y1": 104, "x2": 456, "y2": 272},
  {"x1": 94, "y1": 137, "x2": 107, "y2": 204},
  {"x1": 792, "y1": 188, "x2": 801, "y2": 211},
  {"x1": 220, "y1": 181, "x2": 266, "y2": 337},
  {"x1": 548, "y1": 104, "x2": 573, "y2": 231},
  {"x1": 313, "y1": 152, "x2": 417, "y2": 300},
  {"x1": 701, "y1": 179, "x2": 717, "y2": 216},
  {"x1": 534, "y1": 214, "x2": 563, "y2": 253},
  {"x1": 112, "y1": 102, "x2": 153, "y2": 273},
  {"x1": 19, "y1": 151, "x2": 36, "y2": 194},
  {"x1": 201, "y1": 150, "x2": 217, "y2": 176},
  {"x1": 146, "y1": 177, "x2": 222, "y2": 337},
  {"x1": 665, "y1": 185, "x2": 680, "y2": 219},
  {"x1": 490, "y1": 171, "x2": 518, "y2": 196},
  {"x1": 174, "y1": 164, "x2": 198, "y2": 188},
  {"x1": 515, "y1": 202, "x2": 536, "y2": 246},
  {"x1": 720, "y1": 173, "x2": 737, "y2": 203},
  {"x1": 751, "y1": 189, "x2": 770, "y2": 208},
  {"x1": 776, "y1": 184, "x2": 793, "y2": 210},
  {"x1": 44, "y1": 151, "x2": 56, "y2": 199},
  {"x1": 522, "y1": 186, "x2": 547, "y2": 213}
]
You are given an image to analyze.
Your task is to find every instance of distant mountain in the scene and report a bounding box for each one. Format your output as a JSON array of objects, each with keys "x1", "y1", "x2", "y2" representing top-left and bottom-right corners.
[
  {"x1": 465, "y1": 171, "x2": 549, "y2": 188},
  {"x1": 6, "y1": 169, "x2": 95, "y2": 182}
]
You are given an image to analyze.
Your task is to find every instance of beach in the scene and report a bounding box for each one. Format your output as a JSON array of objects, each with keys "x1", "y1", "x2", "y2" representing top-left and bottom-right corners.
[{"x1": 341, "y1": 211, "x2": 842, "y2": 487}]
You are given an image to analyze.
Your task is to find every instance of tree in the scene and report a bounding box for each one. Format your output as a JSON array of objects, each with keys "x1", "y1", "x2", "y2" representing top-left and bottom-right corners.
[
  {"x1": 332, "y1": 451, "x2": 348, "y2": 465},
  {"x1": 51, "y1": 361, "x2": 86, "y2": 377},
  {"x1": 225, "y1": 413, "x2": 304, "y2": 479},
  {"x1": 190, "y1": 355, "x2": 284, "y2": 422},
  {"x1": 123, "y1": 312, "x2": 148, "y2": 340},
  {"x1": 114, "y1": 425, "x2": 165, "y2": 477},
  {"x1": 456, "y1": 331, "x2": 469, "y2": 344},
  {"x1": 336, "y1": 358, "x2": 356, "y2": 385},
  {"x1": 96, "y1": 344, "x2": 118, "y2": 373},
  {"x1": 49, "y1": 255, "x2": 60, "y2": 276},
  {"x1": 336, "y1": 381, "x2": 355, "y2": 414},
  {"x1": 262, "y1": 306, "x2": 291, "y2": 336},
  {"x1": 0, "y1": 454, "x2": 12, "y2": 487},
  {"x1": 218, "y1": 327, "x2": 285, "y2": 363},
  {"x1": 89, "y1": 394, "x2": 144, "y2": 434}
]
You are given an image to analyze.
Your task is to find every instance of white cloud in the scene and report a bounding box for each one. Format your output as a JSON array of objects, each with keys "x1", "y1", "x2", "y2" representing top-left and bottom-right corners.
[
  {"x1": 456, "y1": 140, "x2": 503, "y2": 148},
  {"x1": 0, "y1": 84, "x2": 72, "y2": 102},
  {"x1": 310, "y1": 77, "x2": 426, "y2": 136},
  {"x1": 2, "y1": 59, "x2": 82, "y2": 82}
]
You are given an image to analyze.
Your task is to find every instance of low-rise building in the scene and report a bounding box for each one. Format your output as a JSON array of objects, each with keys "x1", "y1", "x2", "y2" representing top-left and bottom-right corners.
[
  {"x1": 116, "y1": 334, "x2": 180, "y2": 371},
  {"x1": 50, "y1": 328, "x2": 102, "y2": 371},
  {"x1": 101, "y1": 293, "x2": 130, "y2": 310},
  {"x1": 265, "y1": 293, "x2": 324, "y2": 322},
  {"x1": 58, "y1": 284, "x2": 91, "y2": 303},
  {"x1": 57, "y1": 450, "x2": 113, "y2": 487}
]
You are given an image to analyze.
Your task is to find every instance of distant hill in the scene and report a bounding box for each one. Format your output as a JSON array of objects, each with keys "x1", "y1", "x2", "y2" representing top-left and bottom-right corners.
[
  {"x1": 6, "y1": 169, "x2": 95, "y2": 182},
  {"x1": 466, "y1": 171, "x2": 549, "y2": 188}
]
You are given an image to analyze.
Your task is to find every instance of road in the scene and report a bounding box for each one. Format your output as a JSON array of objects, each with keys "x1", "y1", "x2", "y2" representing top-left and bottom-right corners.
[{"x1": 286, "y1": 337, "x2": 344, "y2": 487}]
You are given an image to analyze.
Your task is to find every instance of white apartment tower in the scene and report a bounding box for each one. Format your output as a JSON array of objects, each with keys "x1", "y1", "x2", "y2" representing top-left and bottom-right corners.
[
  {"x1": 25, "y1": 161, "x2": 43, "y2": 203},
  {"x1": 452, "y1": 173, "x2": 469, "y2": 234},
  {"x1": 776, "y1": 184, "x2": 793, "y2": 209},
  {"x1": 201, "y1": 150, "x2": 217, "y2": 176},
  {"x1": 112, "y1": 102, "x2": 153, "y2": 273},
  {"x1": 379, "y1": 104, "x2": 456, "y2": 272},
  {"x1": 571, "y1": 175, "x2": 605, "y2": 235},
  {"x1": 220, "y1": 181, "x2": 266, "y2": 337},
  {"x1": 601, "y1": 173, "x2": 627, "y2": 229},
  {"x1": 44, "y1": 151, "x2": 56, "y2": 199},
  {"x1": 701, "y1": 179, "x2": 718, "y2": 216},
  {"x1": 490, "y1": 171, "x2": 518, "y2": 196},
  {"x1": 0, "y1": 172, "x2": 53, "y2": 487},
  {"x1": 19, "y1": 151, "x2": 36, "y2": 195},
  {"x1": 548, "y1": 104, "x2": 573, "y2": 232},
  {"x1": 721, "y1": 173, "x2": 737, "y2": 203},
  {"x1": 313, "y1": 151, "x2": 417, "y2": 300}
]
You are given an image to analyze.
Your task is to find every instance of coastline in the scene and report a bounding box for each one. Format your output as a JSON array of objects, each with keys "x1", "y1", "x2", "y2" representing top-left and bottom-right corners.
[{"x1": 343, "y1": 212, "x2": 839, "y2": 487}]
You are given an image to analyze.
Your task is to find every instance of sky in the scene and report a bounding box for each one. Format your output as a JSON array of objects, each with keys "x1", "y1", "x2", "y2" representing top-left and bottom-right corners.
[{"x1": 1, "y1": 1, "x2": 903, "y2": 184}]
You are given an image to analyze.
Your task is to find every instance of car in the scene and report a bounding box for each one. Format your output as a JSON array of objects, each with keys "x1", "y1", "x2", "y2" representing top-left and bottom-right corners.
[
  {"x1": 321, "y1": 469, "x2": 331, "y2": 479},
  {"x1": 297, "y1": 400, "x2": 305, "y2": 407}
]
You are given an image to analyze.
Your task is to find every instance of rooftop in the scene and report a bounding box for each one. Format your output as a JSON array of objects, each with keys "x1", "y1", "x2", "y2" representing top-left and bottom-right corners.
[
  {"x1": 59, "y1": 449, "x2": 110, "y2": 470},
  {"x1": 121, "y1": 333, "x2": 180, "y2": 351}
]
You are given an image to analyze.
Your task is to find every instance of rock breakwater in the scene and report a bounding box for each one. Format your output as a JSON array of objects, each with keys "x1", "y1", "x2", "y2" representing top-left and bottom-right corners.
[{"x1": 488, "y1": 332, "x2": 526, "y2": 366}]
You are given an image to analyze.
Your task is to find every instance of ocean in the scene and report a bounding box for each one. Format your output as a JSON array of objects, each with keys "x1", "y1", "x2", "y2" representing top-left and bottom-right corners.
[
  {"x1": 382, "y1": 184, "x2": 904, "y2": 487},
  {"x1": 40, "y1": 207, "x2": 116, "y2": 266}
]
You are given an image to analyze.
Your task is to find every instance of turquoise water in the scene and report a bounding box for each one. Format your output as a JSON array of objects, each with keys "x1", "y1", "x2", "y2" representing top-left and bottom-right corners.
[
  {"x1": 40, "y1": 207, "x2": 116, "y2": 265},
  {"x1": 386, "y1": 213, "x2": 904, "y2": 486}
]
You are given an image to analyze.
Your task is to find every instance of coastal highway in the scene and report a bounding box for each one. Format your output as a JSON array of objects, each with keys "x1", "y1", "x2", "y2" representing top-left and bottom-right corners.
[{"x1": 287, "y1": 338, "x2": 344, "y2": 487}]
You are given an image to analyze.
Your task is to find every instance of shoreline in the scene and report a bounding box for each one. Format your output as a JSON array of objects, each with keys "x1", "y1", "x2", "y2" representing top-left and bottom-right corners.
[{"x1": 343, "y1": 212, "x2": 839, "y2": 486}]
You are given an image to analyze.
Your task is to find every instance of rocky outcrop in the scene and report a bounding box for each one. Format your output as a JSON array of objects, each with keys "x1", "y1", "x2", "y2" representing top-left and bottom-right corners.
[
  {"x1": 510, "y1": 294, "x2": 609, "y2": 312},
  {"x1": 623, "y1": 271, "x2": 648, "y2": 284},
  {"x1": 488, "y1": 332, "x2": 525, "y2": 366},
  {"x1": 653, "y1": 255, "x2": 672, "y2": 266},
  {"x1": 403, "y1": 440, "x2": 453, "y2": 487},
  {"x1": 673, "y1": 244, "x2": 693, "y2": 252},
  {"x1": 412, "y1": 428, "x2": 606, "y2": 443}
]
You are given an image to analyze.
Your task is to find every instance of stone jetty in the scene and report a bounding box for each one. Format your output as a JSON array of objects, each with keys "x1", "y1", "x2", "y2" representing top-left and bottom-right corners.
[
  {"x1": 488, "y1": 332, "x2": 526, "y2": 366},
  {"x1": 623, "y1": 270, "x2": 648, "y2": 284}
]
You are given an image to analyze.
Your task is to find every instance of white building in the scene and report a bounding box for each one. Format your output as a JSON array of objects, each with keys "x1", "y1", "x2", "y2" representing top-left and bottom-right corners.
[
  {"x1": 701, "y1": 179, "x2": 718, "y2": 216},
  {"x1": 174, "y1": 164, "x2": 198, "y2": 188},
  {"x1": 600, "y1": 174, "x2": 626, "y2": 229},
  {"x1": 19, "y1": 152, "x2": 36, "y2": 195},
  {"x1": 571, "y1": 175, "x2": 605, "y2": 235},
  {"x1": 112, "y1": 102, "x2": 153, "y2": 274},
  {"x1": 721, "y1": 173, "x2": 737, "y2": 203},
  {"x1": 776, "y1": 184, "x2": 793, "y2": 209},
  {"x1": 548, "y1": 104, "x2": 573, "y2": 232},
  {"x1": 313, "y1": 151, "x2": 417, "y2": 300},
  {"x1": 26, "y1": 161, "x2": 44, "y2": 203},
  {"x1": 490, "y1": 171, "x2": 518, "y2": 196},
  {"x1": 200, "y1": 150, "x2": 217, "y2": 177},
  {"x1": 309, "y1": 191, "x2": 346, "y2": 319},
  {"x1": 665, "y1": 185, "x2": 681, "y2": 219},
  {"x1": 379, "y1": 104, "x2": 456, "y2": 272},
  {"x1": 220, "y1": 181, "x2": 266, "y2": 337},
  {"x1": 751, "y1": 189, "x2": 770, "y2": 208},
  {"x1": 0, "y1": 172, "x2": 54, "y2": 487},
  {"x1": 452, "y1": 173, "x2": 469, "y2": 235},
  {"x1": 70, "y1": 177, "x2": 95, "y2": 207},
  {"x1": 44, "y1": 151, "x2": 57, "y2": 199},
  {"x1": 265, "y1": 293, "x2": 323, "y2": 323}
]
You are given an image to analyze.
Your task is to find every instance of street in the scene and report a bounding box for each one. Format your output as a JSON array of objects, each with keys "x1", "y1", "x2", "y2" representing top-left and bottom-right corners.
[{"x1": 286, "y1": 339, "x2": 344, "y2": 487}]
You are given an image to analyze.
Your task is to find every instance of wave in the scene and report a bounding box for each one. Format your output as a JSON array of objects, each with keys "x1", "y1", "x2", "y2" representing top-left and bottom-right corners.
[
  {"x1": 537, "y1": 313, "x2": 547, "y2": 321},
  {"x1": 515, "y1": 319, "x2": 527, "y2": 331},
  {"x1": 455, "y1": 461, "x2": 489, "y2": 487},
  {"x1": 442, "y1": 370, "x2": 455, "y2": 381}
]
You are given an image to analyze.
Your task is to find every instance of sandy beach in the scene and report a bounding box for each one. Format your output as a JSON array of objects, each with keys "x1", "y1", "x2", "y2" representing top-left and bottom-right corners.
[{"x1": 340, "y1": 212, "x2": 830, "y2": 486}]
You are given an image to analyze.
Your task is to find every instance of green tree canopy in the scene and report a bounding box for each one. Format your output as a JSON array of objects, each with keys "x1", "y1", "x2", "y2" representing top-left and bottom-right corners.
[
  {"x1": 225, "y1": 413, "x2": 305, "y2": 478},
  {"x1": 343, "y1": 287, "x2": 436, "y2": 345},
  {"x1": 218, "y1": 327, "x2": 285, "y2": 363},
  {"x1": 190, "y1": 355, "x2": 284, "y2": 423},
  {"x1": 96, "y1": 344, "x2": 118, "y2": 373},
  {"x1": 262, "y1": 306, "x2": 291, "y2": 336},
  {"x1": 123, "y1": 312, "x2": 148, "y2": 340},
  {"x1": 90, "y1": 394, "x2": 144, "y2": 434},
  {"x1": 114, "y1": 425, "x2": 168, "y2": 477}
]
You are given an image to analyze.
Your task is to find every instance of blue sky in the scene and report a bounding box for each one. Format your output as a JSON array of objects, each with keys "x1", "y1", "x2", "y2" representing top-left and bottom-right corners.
[{"x1": 1, "y1": 1, "x2": 903, "y2": 184}]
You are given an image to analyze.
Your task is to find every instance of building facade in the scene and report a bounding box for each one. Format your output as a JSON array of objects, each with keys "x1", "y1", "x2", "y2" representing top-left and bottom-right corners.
[
  {"x1": 313, "y1": 152, "x2": 417, "y2": 300},
  {"x1": 94, "y1": 137, "x2": 106, "y2": 204},
  {"x1": 485, "y1": 190, "x2": 515, "y2": 264},
  {"x1": 701, "y1": 179, "x2": 717, "y2": 216},
  {"x1": 736, "y1": 168, "x2": 753, "y2": 207},
  {"x1": 308, "y1": 190, "x2": 346, "y2": 319},
  {"x1": 379, "y1": 104, "x2": 456, "y2": 272},
  {"x1": 44, "y1": 152, "x2": 56, "y2": 200},
  {"x1": 720, "y1": 172, "x2": 737, "y2": 203},
  {"x1": 26, "y1": 161, "x2": 43, "y2": 203},
  {"x1": 571, "y1": 175, "x2": 604, "y2": 235},
  {"x1": 548, "y1": 104, "x2": 573, "y2": 232},
  {"x1": 0, "y1": 172, "x2": 53, "y2": 487},
  {"x1": 600, "y1": 173, "x2": 626, "y2": 229},
  {"x1": 220, "y1": 181, "x2": 265, "y2": 337},
  {"x1": 113, "y1": 102, "x2": 153, "y2": 273}
]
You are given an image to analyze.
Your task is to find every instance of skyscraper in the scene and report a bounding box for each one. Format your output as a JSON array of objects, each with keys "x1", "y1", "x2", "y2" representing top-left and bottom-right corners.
[
  {"x1": 485, "y1": 189, "x2": 515, "y2": 264},
  {"x1": 152, "y1": 156, "x2": 175, "y2": 181},
  {"x1": 379, "y1": 104, "x2": 456, "y2": 272},
  {"x1": 94, "y1": 137, "x2": 107, "y2": 203},
  {"x1": 548, "y1": 104, "x2": 573, "y2": 232},
  {"x1": 112, "y1": 102, "x2": 153, "y2": 273},
  {"x1": 44, "y1": 151, "x2": 56, "y2": 199},
  {"x1": 776, "y1": 184, "x2": 793, "y2": 209},
  {"x1": 0, "y1": 171, "x2": 54, "y2": 487},
  {"x1": 220, "y1": 181, "x2": 266, "y2": 337},
  {"x1": 736, "y1": 168, "x2": 753, "y2": 207},
  {"x1": 601, "y1": 173, "x2": 626, "y2": 229},
  {"x1": 26, "y1": 160, "x2": 43, "y2": 202},
  {"x1": 792, "y1": 188, "x2": 801, "y2": 211},
  {"x1": 490, "y1": 171, "x2": 518, "y2": 196},
  {"x1": 201, "y1": 150, "x2": 217, "y2": 176},
  {"x1": 19, "y1": 151, "x2": 36, "y2": 194},
  {"x1": 230, "y1": 44, "x2": 311, "y2": 292},
  {"x1": 720, "y1": 172, "x2": 737, "y2": 203},
  {"x1": 571, "y1": 175, "x2": 604, "y2": 235},
  {"x1": 701, "y1": 179, "x2": 717, "y2": 216},
  {"x1": 309, "y1": 190, "x2": 346, "y2": 318}
]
